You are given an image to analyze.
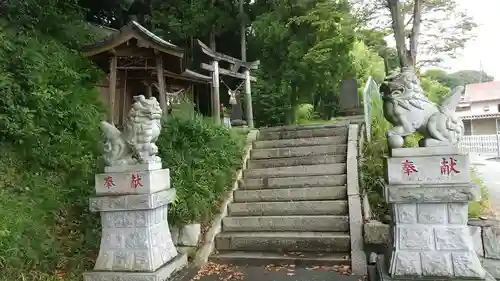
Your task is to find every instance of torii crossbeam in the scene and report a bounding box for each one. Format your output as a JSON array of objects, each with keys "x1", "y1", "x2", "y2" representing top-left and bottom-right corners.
[{"x1": 197, "y1": 40, "x2": 259, "y2": 127}]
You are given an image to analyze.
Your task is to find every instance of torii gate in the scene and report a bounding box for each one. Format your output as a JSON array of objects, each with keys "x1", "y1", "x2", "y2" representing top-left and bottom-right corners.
[{"x1": 197, "y1": 40, "x2": 259, "y2": 128}]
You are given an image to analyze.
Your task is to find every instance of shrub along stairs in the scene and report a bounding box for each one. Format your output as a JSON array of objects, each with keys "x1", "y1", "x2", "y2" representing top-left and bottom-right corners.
[{"x1": 210, "y1": 124, "x2": 359, "y2": 269}]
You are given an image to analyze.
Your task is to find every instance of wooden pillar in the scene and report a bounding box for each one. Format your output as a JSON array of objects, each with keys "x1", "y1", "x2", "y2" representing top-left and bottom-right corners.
[
  {"x1": 244, "y1": 69, "x2": 254, "y2": 128},
  {"x1": 146, "y1": 84, "x2": 153, "y2": 98},
  {"x1": 213, "y1": 60, "x2": 221, "y2": 124},
  {"x1": 108, "y1": 55, "x2": 118, "y2": 124},
  {"x1": 155, "y1": 54, "x2": 167, "y2": 112},
  {"x1": 239, "y1": 0, "x2": 254, "y2": 128},
  {"x1": 194, "y1": 85, "x2": 200, "y2": 112},
  {"x1": 121, "y1": 70, "x2": 128, "y2": 126}
]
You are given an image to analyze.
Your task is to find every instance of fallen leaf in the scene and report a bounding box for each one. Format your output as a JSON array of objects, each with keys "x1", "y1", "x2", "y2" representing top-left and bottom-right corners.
[{"x1": 306, "y1": 266, "x2": 320, "y2": 270}]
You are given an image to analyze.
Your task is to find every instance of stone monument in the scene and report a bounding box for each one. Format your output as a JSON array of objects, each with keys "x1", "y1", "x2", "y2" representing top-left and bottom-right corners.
[
  {"x1": 376, "y1": 69, "x2": 495, "y2": 281},
  {"x1": 338, "y1": 79, "x2": 361, "y2": 116},
  {"x1": 83, "y1": 95, "x2": 187, "y2": 281},
  {"x1": 228, "y1": 89, "x2": 247, "y2": 127}
]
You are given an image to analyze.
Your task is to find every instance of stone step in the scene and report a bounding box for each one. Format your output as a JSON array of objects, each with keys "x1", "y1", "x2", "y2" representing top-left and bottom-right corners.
[
  {"x1": 234, "y1": 186, "x2": 347, "y2": 202},
  {"x1": 243, "y1": 163, "x2": 346, "y2": 179},
  {"x1": 253, "y1": 136, "x2": 346, "y2": 149},
  {"x1": 259, "y1": 124, "x2": 347, "y2": 133},
  {"x1": 332, "y1": 115, "x2": 364, "y2": 124},
  {"x1": 248, "y1": 154, "x2": 346, "y2": 169},
  {"x1": 241, "y1": 174, "x2": 347, "y2": 190},
  {"x1": 259, "y1": 127, "x2": 347, "y2": 141},
  {"x1": 228, "y1": 200, "x2": 348, "y2": 216},
  {"x1": 251, "y1": 145, "x2": 347, "y2": 160},
  {"x1": 222, "y1": 215, "x2": 349, "y2": 232},
  {"x1": 215, "y1": 231, "x2": 351, "y2": 252},
  {"x1": 210, "y1": 251, "x2": 351, "y2": 266}
]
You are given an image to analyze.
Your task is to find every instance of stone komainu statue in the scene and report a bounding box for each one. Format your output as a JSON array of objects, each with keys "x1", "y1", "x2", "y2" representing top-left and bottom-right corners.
[
  {"x1": 100, "y1": 95, "x2": 163, "y2": 166},
  {"x1": 380, "y1": 68, "x2": 465, "y2": 148}
]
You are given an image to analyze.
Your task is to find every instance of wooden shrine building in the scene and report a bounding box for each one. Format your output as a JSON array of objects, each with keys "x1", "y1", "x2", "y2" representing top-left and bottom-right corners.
[{"x1": 82, "y1": 21, "x2": 212, "y2": 125}]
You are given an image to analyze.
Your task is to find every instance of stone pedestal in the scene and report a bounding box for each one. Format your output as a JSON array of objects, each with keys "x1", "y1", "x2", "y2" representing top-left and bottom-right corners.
[
  {"x1": 83, "y1": 164, "x2": 187, "y2": 281},
  {"x1": 376, "y1": 146, "x2": 494, "y2": 281}
]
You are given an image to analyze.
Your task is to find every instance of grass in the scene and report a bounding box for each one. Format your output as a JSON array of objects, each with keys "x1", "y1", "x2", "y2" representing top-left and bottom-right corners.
[
  {"x1": 0, "y1": 272, "x2": 80, "y2": 281},
  {"x1": 469, "y1": 168, "x2": 494, "y2": 218}
]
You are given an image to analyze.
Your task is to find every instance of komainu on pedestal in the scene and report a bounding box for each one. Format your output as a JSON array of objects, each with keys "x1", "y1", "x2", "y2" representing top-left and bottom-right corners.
[
  {"x1": 375, "y1": 69, "x2": 495, "y2": 281},
  {"x1": 83, "y1": 95, "x2": 187, "y2": 281},
  {"x1": 100, "y1": 94, "x2": 163, "y2": 167},
  {"x1": 381, "y1": 68, "x2": 464, "y2": 149}
]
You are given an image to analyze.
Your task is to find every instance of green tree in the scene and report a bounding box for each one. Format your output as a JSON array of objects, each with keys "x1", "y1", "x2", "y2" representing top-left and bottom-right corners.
[
  {"x1": 251, "y1": 0, "x2": 357, "y2": 125},
  {"x1": 420, "y1": 76, "x2": 449, "y2": 103},
  {"x1": 351, "y1": 40, "x2": 386, "y2": 85},
  {"x1": 357, "y1": 29, "x2": 398, "y2": 73},
  {"x1": 423, "y1": 69, "x2": 494, "y2": 89}
]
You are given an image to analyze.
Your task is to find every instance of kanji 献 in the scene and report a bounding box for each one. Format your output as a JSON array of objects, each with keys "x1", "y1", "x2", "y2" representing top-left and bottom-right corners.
[
  {"x1": 402, "y1": 159, "x2": 418, "y2": 176},
  {"x1": 131, "y1": 173, "x2": 143, "y2": 189},
  {"x1": 440, "y1": 157, "x2": 460, "y2": 175}
]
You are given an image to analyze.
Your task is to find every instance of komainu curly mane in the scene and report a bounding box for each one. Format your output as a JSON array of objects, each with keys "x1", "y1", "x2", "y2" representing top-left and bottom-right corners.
[
  {"x1": 380, "y1": 68, "x2": 464, "y2": 148},
  {"x1": 101, "y1": 95, "x2": 163, "y2": 166}
]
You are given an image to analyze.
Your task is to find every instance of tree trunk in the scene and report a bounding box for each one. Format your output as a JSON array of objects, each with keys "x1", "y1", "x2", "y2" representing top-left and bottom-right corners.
[
  {"x1": 407, "y1": 0, "x2": 422, "y2": 67},
  {"x1": 240, "y1": 0, "x2": 246, "y2": 62},
  {"x1": 287, "y1": 82, "x2": 298, "y2": 125},
  {"x1": 386, "y1": 0, "x2": 410, "y2": 69}
]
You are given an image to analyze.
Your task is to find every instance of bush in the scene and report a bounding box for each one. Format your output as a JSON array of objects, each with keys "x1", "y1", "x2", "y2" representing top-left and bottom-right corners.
[
  {"x1": 0, "y1": 24, "x2": 104, "y2": 278},
  {"x1": 157, "y1": 113, "x2": 246, "y2": 226},
  {"x1": 296, "y1": 103, "x2": 314, "y2": 123},
  {"x1": 360, "y1": 111, "x2": 391, "y2": 222}
]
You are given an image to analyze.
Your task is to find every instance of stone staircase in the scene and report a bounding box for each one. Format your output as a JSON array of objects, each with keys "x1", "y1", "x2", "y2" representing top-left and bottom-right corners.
[{"x1": 211, "y1": 124, "x2": 353, "y2": 266}]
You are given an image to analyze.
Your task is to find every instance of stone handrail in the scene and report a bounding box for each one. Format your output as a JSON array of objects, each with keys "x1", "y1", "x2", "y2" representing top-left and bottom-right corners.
[{"x1": 346, "y1": 124, "x2": 367, "y2": 276}]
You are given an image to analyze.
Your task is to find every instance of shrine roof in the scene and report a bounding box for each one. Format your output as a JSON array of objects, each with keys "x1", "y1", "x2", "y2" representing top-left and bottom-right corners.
[{"x1": 82, "y1": 21, "x2": 184, "y2": 58}]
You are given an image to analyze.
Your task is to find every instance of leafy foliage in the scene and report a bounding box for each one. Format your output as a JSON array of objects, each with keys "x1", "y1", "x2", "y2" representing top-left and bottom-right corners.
[
  {"x1": 350, "y1": 41, "x2": 385, "y2": 85},
  {"x1": 423, "y1": 69, "x2": 494, "y2": 89},
  {"x1": 251, "y1": 0, "x2": 357, "y2": 125},
  {"x1": 157, "y1": 112, "x2": 245, "y2": 225},
  {"x1": 419, "y1": 75, "x2": 450, "y2": 104},
  {"x1": 0, "y1": 21, "x2": 105, "y2": 277}
]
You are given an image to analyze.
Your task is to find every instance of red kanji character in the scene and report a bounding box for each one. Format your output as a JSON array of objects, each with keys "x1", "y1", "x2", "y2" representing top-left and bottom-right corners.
[
  {"x1": 402, "y1": 159, "x2": 418, "y2": 176},
  {"x1": 440, "y1": 157, "x2": 460, "y2": 175},
  {"x1": 104, "y1": 175, "x2": 115, "y2": 189},
  {"x1": 131, "y1": 173, "x2": 143, "y2": 189}
]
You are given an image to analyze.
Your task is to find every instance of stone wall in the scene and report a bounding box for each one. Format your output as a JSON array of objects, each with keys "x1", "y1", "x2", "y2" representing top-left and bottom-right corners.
[
  {"x1": 170, "y1": 224, "x2": 202, "y2": 258},
  {"x1": 363, "y1": 218, "x2": 500, "y2": 279}
]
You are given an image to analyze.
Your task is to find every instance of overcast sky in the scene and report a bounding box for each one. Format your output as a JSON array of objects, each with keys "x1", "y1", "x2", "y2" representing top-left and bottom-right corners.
[{"x1": 448, "y1": 0, "x2": 500, "y2": 80}]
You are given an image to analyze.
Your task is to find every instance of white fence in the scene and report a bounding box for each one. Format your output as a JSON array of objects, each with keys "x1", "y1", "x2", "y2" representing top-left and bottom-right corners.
[{"x1": 460, "y1": 134, "x2": 500, "y2": 155}]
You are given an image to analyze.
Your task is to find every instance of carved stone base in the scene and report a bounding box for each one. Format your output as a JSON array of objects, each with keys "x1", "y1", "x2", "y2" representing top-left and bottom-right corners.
[
  {"x1": 381, "y1": 146, "x2": 492, "y2": 280},
  {"x1": 376, "y1": 255, "x2": 495, "y2": 281},
  {"x1": 93, "y1": 203, "x2": 178, "y2": 271},
  {"x1": 88, "y1": 166, "x2": 179, "y2": 275},
  {"x1": 387, "y1": 202, "x2": 485, "y2": 278},
  {"x1": 83, "y1": 253, "x2": 188, "y2": 281}
]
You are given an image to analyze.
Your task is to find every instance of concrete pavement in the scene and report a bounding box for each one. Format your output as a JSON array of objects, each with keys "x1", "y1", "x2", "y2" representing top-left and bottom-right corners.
[{"x1": 172, "y1": 262, "x2": 364, "y2": 281}]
